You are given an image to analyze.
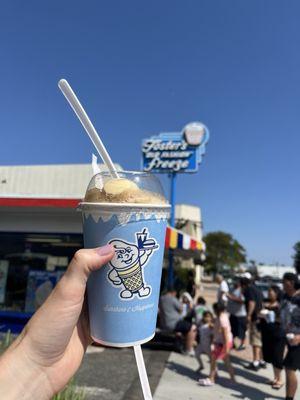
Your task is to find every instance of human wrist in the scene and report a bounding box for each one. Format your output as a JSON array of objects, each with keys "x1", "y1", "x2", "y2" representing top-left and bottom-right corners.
[{"x1": 0, "y1": 337, "x2": 53, "y2": 400}]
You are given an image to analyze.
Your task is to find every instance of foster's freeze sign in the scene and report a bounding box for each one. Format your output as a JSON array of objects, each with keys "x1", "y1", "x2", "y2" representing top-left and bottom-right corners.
[{"x1": 142, "y1": 122, "x2": 209, "y2": 173}]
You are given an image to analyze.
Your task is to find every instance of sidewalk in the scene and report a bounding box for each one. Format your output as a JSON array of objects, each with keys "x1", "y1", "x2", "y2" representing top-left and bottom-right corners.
[{"x1": 154, "y1": 351, "x2": 285, "y2": 400}]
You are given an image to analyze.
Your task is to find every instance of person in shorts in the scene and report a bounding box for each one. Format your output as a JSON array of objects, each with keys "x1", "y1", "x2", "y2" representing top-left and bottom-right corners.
[
  {"x1": 241, "y1": 276, "x2": 265, "y2": 371},
  {"x1": 159, "y1": 288, "x2": 196, "y2": 355},
  {"x1": 227, "y1": 279, "x2": 247, "y2": 350},
  {"x1": 280, "y1": 273, "x2": 300, "y2": 400}
]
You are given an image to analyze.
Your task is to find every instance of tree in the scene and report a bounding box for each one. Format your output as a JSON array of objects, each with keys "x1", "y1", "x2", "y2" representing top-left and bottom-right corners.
[
  {"x1": 293, "y1": 242, "x2": 300, "y2": 275},
  {"x1": 203, "y1": 231, "x2": 246, "y2": 273}
]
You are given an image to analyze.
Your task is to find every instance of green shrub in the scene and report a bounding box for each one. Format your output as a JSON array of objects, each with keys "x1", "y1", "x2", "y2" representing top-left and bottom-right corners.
[
  {"x1": 52, "y1": 379, "x2": 86, "y2": 400},
  {"x1": 0, "y1": 330, "x2": 13, "y2": 354}
]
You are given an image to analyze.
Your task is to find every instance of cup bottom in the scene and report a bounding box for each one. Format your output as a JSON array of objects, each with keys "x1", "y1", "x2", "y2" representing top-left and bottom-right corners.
[{"x1": 91, "y1": 332, "x2": 155, "y2": 348}]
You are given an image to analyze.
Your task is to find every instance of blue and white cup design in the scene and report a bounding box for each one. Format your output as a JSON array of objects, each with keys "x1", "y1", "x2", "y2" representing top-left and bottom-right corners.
[{"x1": 82, "y1": 204, "x2": 169, "y2": 347}]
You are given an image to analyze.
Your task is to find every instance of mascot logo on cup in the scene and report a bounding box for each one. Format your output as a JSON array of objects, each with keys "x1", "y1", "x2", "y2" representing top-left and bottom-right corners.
[{"x1": 108, "y1": 228, "x2": 159, "y2": 300}]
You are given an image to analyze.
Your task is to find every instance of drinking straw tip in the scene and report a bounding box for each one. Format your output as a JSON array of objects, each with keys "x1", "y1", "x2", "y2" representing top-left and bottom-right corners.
[
  {"x1": 57, "y1": 78, "x2": 119, "y2": 179},
  {"x1": 58, "y1": 79, "x2": 68, "y2": 88}
]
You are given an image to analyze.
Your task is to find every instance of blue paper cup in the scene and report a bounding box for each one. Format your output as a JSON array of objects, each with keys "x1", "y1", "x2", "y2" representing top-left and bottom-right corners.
[{"x1": 81, "y1": 202, "x2": 170, "y2": 347}]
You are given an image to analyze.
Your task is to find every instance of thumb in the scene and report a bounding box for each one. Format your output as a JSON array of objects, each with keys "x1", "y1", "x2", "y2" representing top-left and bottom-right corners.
[
  {"x1": 59, "y1": 245, "x2": 115, "y2": 300},
  {"x1": 42, "y1": 245, "x2": 114, "y2": 312},
  {"x1": 38, "y1": 245, "x2": 114, "y2": 310},
  {"x1": 22, "y1": 246, "x2": 114, "y2": 362}
]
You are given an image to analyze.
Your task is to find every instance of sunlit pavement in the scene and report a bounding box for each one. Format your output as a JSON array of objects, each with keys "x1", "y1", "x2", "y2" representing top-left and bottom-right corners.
[
  {"x1": 75, "y1": 345, "x2": 285, "y2": 400},
  {"x1": 154, "y1": 351, "x2": 285, "y2": 400},
  {"x1": 75, "y1": 282, "x2": 286, "y2": 400},
  {"x1": 151, "y1": 281, "x2": 286, "y2": 400}
]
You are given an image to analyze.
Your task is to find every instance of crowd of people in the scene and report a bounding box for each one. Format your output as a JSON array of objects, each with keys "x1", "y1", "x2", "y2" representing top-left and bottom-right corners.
[{"x1": 158, "y1": 272, "x2": 300, "y2": 400}]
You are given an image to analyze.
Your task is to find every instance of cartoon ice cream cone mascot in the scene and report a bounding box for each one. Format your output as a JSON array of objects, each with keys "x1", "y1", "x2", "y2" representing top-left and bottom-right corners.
[{"x1": 108, "y1": 228, "x2": 158, "y2": 299}]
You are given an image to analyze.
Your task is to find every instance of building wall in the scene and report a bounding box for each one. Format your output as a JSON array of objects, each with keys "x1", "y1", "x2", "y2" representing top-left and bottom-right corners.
[
  {"x1": 175, "y1": 204, "x2": 202, "y2": 240},
  {"x1": 175, "y1": 204, "x2": 202, "y2": 274},
  {"x1": 0, "y1": 207, "x2": 82, "y2": 234}
]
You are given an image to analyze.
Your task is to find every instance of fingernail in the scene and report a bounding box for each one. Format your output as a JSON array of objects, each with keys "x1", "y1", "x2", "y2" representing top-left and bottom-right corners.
[{"x1": 96, "y1": 244, "x2": 114, "y2": 256}]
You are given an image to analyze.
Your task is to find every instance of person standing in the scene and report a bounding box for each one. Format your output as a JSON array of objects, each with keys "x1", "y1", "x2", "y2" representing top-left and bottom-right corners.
[
  {"x1": 241, "y1": 276, "x2": 265, "y2": 371},
  {"x1": 227, "y1": 280, "x2": 247, "y2": 350},
  {"x1": 198, "y1": 303, "x2": 235, "y2": 386},
  {"x1": 216, "y1": 274, "x2": 229, "y2": 307},
  {"x1": 260, "y1": 285, "x2": 285, "y2": 390},
  {"x1": 195, "y1": 311, "x2": 214, "y2": 371},
  {"x1": 280, "y1": 273, "x2": 300, "y2": 400}
]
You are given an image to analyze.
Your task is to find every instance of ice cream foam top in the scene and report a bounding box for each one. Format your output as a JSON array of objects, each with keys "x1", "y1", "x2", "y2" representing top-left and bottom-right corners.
[{"x1": 84, "y1": 178, "x2": 168, "y2": 205}]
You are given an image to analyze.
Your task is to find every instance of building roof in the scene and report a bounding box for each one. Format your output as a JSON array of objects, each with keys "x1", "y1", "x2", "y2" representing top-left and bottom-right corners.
[{"x1": 0, "y1": 163, "x2": 122, "y2": 199}]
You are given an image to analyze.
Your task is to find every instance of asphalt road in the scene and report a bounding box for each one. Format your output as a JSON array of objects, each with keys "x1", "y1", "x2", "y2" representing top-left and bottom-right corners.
[{"x1": 75, "y1": 346, "x2": 170, "y2": 400}]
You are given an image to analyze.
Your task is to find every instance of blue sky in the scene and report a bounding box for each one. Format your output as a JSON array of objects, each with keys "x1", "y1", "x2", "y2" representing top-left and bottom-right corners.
[{"x1": 1, "y1": 1, "x2": 299, "y2": 264}]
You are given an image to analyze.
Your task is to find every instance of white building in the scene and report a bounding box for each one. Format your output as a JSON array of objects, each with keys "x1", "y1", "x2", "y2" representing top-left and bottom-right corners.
[
  {"x1": 0, "y1": 163, "x2": 122, "y2": 332},
  {"x1": 0, "y1": 163, "x2": 122, "y2": 234},
  {"x1": 0, "y1": 164, "x2": 205, "y2": 332}
]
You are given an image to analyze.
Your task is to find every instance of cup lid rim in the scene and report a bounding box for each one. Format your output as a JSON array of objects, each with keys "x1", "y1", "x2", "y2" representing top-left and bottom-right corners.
[{"x1": 79, "y1": 202, "x2": 171, "y2": 209}]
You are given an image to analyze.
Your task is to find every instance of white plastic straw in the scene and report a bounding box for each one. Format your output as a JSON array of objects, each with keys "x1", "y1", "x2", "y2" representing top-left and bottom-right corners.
[
  {"x1": 134, "y1": 345, "x2": 153, "y2": 400},
  {"x1": 58, "y1": 78, "x2": 152, "y2": 400},
  {"x1": 58, "y1": 79, "x2": 119, "y2": 178}
]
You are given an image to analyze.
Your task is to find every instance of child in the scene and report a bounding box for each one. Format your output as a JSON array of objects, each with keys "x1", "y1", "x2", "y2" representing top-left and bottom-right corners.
[
  {"x1": 194, "y1": 297, "x2": 208, "y2": 326},
  {"x1": 195, "y1": 311, "x2": 214, "y2": 371},
  {"x1": 199, "y1": 303, "x2": 235, "y2": 386}
]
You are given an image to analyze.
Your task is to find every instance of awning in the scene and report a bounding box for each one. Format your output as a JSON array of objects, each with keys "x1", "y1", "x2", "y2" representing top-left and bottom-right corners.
[{"x1": 165, "y1": 226, "x2": 205, "y2": 257}]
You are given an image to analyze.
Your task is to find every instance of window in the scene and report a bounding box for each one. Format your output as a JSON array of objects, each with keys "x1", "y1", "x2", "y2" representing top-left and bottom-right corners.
[{"x1": 0, "y1": 233, "x2": 83, "y2": 313}]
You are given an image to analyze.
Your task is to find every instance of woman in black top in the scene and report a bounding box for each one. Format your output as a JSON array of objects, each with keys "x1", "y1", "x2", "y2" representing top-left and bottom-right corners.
[{"x1": 260, "y1": 285, "x2": 285, "y2": 390}]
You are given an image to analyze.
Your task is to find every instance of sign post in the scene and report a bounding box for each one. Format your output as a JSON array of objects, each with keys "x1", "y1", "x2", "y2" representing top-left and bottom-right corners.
[
  {"x1": 170, "y1": 172, "x2": 177, "y2": 227},
  {"x1": 168, "y1": 172, "x2": 176, "y2": 287},
  {"x1": 142, "y1": 122, "x2": 209, "y2": 287}
]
